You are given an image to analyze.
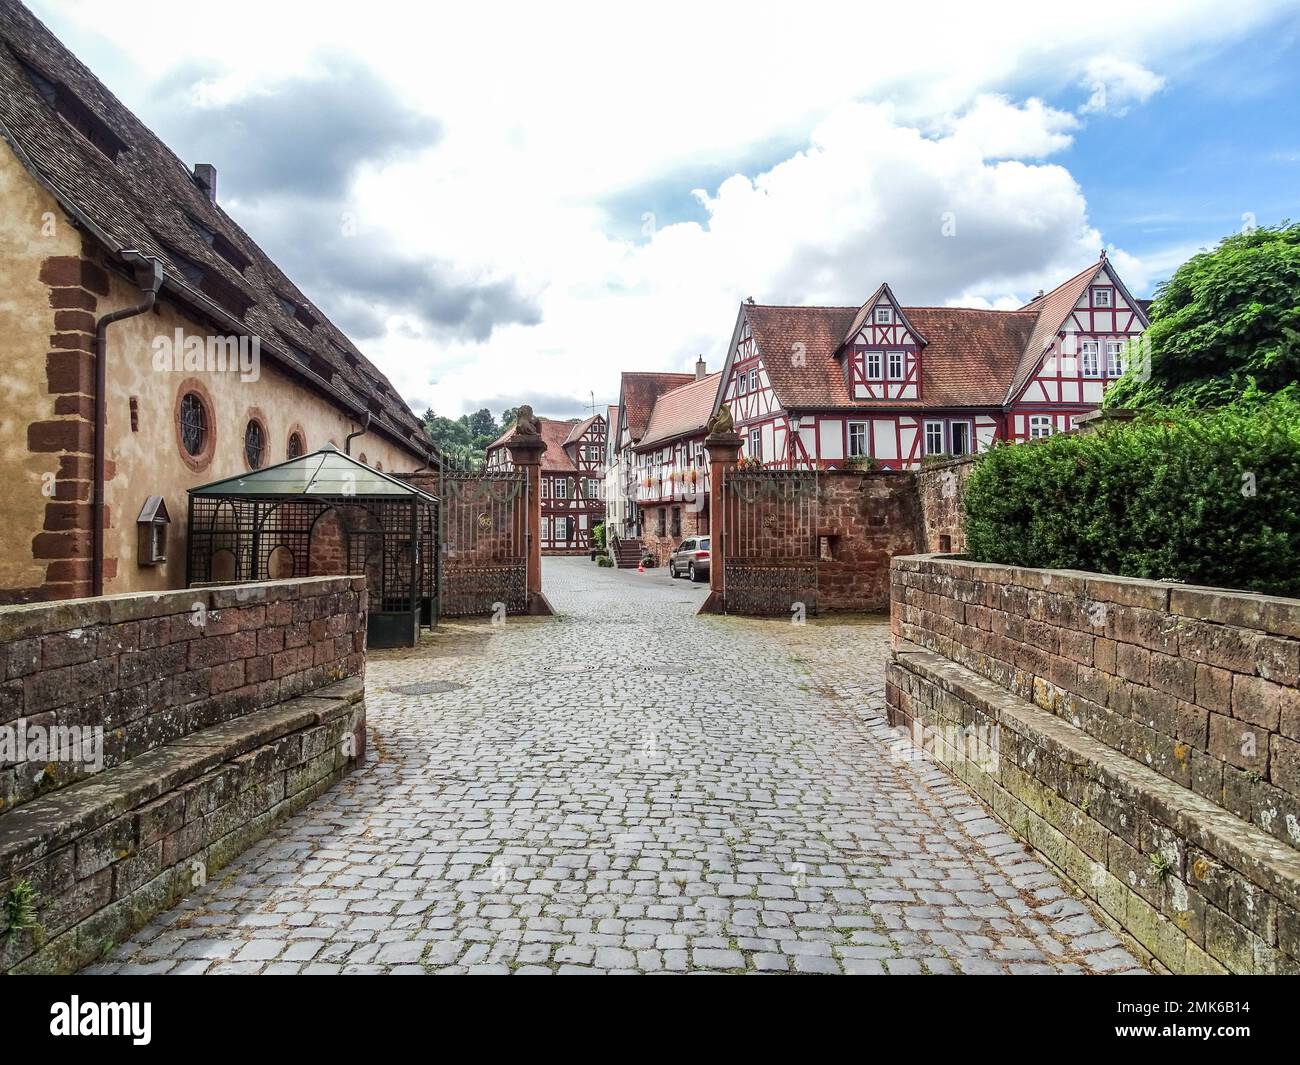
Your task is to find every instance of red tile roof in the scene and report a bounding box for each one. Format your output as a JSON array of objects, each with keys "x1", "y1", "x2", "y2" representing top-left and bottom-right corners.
[
  {"x1": 486, "y1": 416, "x2": 580, "y2": 473},
  {"x1": 1007, "y1": 259, "x2": 1105, "y2": 401},
  {"x1": 619, "y1": 372, "x2": 695, "y2": 441},
  {"x1": 637, "y1": 373, "x2": 722, "y2": 449}
]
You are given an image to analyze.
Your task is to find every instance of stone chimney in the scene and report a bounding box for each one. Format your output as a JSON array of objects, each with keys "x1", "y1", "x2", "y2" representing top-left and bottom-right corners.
[
  {"x1": 193, "y1": 163, "x2": 217, "y2": 204},
  {"x1": 695, "y1": 355, "x2": 706, "y2": 381}
]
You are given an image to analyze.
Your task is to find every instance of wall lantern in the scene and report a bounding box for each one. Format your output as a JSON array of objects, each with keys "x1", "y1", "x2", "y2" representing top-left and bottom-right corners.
[{"x1": 137, "y1": 495, "x2": 170, "y2": 565}]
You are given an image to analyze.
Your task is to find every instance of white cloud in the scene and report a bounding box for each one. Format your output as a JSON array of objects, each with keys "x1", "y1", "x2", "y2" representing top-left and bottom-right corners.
[
  {"x1": 27, "y1": 0, "x2": 1296, "y2": 416},
  {"x1": 1079, "y1": 57, "x2": 1167, "y2": 115}
]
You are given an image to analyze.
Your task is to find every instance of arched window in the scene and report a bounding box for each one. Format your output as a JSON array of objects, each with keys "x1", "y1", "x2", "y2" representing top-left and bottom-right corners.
[
  {"x1": 287, "y1": 430, "x2": 305, "y2": 459},
  {"x1": 244, "y1": 419, "x2": 266, "y2": 469}
]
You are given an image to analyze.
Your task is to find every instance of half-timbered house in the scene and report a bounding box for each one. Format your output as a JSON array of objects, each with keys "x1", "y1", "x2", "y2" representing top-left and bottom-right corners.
[
  {"x1": 486, "y1": 414, "x2": 607, "y2": 553},
  {"x1": 711, "y1": 254, "x2": 1148, "y2": 469}
]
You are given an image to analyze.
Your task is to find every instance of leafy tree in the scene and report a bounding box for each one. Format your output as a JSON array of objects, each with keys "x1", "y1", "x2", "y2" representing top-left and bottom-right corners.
[
  {"x1": 465, "y1": 408, "x2": 497, "y2": 438},
  {"x1": 1106, "y1": 222, "x2": 1300, "y2": 410}
]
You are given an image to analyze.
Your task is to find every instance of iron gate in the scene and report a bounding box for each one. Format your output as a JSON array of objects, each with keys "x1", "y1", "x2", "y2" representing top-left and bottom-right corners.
[
  {"x1": 721, "y1": 468, "x2": 819, "y2": 616},
  {"x1": 439, "y1": 470, "x2": 529, "y2": 617}
]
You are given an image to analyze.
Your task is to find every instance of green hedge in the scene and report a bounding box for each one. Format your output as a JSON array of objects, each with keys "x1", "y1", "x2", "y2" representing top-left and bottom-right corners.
[{"x1": 963, "y1": 399, "x2": 1300, "y2": 596}]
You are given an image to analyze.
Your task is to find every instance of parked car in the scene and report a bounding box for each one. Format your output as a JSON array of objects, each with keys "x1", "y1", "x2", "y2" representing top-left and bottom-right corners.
[{"x1": 668, "y1": 536, "x2": 710, "y2": 582}]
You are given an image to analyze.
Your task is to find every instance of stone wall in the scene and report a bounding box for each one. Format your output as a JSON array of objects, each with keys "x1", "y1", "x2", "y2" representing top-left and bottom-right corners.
[
  {"x1": 641, "y1": 502, "x2": 708, "y2": 567},
  {"x1": 914, "y1": 456, "x2": 975, "y2": 553},
  {"x1": 887, "y1": 555, "x2": 1300, "y2": 974},
  {"x1": 0, "y1": 575, "x2": 367, "y2": 974},
  {"x1": 0, "y1": 576, "x2": 366, "y2": 812},
  {"x1": 814, "y1": 471, "x2": 919, "y2": 612}
]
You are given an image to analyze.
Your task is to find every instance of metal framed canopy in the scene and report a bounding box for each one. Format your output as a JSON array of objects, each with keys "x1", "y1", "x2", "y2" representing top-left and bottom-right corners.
[{"x1": 186, "y1": 445, "x2": 439, "y2": 648}]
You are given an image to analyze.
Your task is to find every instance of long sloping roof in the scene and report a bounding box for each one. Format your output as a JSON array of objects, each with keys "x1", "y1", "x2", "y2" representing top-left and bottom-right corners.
[
  {"x1": 0, "y1": 0, "x2": 432, "y2": 460},
  {"x1": 1005, "y1": 259, "x2": 1106, "y2": 402},
  {"x1": 637, "y1": 373, "x2": 722, "y2": 449},
  {"x1": 745, "y1": 304, "x2": 1037, "y2": 409},
  {"x1": 487, "y1": 416, "x2": 580, "y2": 473}
]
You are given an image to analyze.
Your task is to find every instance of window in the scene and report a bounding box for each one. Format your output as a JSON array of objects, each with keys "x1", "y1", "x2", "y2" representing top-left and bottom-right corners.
[
  {"x1": 695, "y1": 444, "x2": 705, "y2": 467},
  {"x1": 587, "y1": 478, "x2": 599, "y2": 498},
  {"x1": 554, "y1": 478, "x2": 568, "y2": 499},
  {"x1": 949, "y1": 421, "x2": 972, "y2": 456},
  {"x1": 1029, "y1": 416, "x2": 1054, "y2": 439},
  {"x1": 244, "y1": 419, "x2": 265, "y2": 469},
  {"x1": 541, "y1": 478, "x2": 551, "y2": 499},
  {"x1": 1106, "y1": 340, "x2": 1125, "y2": 376},
  {"x1": 887, "y1": 351, "x2": 904, "y2": 380},
  {"x1": 748, "y1": 427, "x2": 762, "y2": 460},
  {"x1": 657, "y1": 508, "x2": 666, "y2": 536},
  {"x1": 18, "y1": 56, "x2": 126, "y2": 161},
  {"x1": 866, "y1": 351, "x2": 882, "y2": 379},
  {"x1": 848, "y1": 422, "x2": 869, "y2": 458},
  {"x1": 924, "y1": 420, "x2": 944, "y2": 455},
  {"x1": 1093, "y1": 287, "x2": 1112, "y2": 308},
  {"x1": 748, "y1": 368, "x2": 758, "y2": 392},
  {"x1": 179, "y1": 392, "x2": 207, "y2": 457},
  {"x1": 874, "y1": 306, "x2": 892, "y2": 324},
  {"x1": 671, "y1": 507, "x2": 682, "y2": 538},
  {"x1": 1081, "y1": 340, "x2": 1100, "y2": 377},
  {"x1": 737, "y1": 373, "x2": 748, "y2": 396},
  {"x1": 287, "y1": 430, "x2": 305, "y2": 459}
]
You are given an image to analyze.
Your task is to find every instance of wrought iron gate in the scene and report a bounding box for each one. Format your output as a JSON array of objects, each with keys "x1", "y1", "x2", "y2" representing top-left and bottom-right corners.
[
  {"x1": 721, "y1": 468, "x2": 819, "y2": 616},
  {"x1": 438, "y1": 470, "x2": 529, "y2": 617}
]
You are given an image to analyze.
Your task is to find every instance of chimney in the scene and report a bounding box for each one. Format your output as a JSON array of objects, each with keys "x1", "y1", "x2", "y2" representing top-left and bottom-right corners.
[
  {"x1": 192, "y1": 163, "x2": 217, "y2": 203},
  {"x1": 695, "y1": 356, "x2": 706, "y2": 381}
]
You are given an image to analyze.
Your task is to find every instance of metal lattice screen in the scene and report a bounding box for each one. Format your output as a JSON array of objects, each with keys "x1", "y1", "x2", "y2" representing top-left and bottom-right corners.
[
  {"x1": 438, "y1": 470, "x2": 529, "y2": 617},
  {"x1": 722, "y1": 468, "x2": 819, "y2": 616}
]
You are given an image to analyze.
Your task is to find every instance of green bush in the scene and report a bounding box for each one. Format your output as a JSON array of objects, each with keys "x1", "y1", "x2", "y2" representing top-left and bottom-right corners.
[
  {"x1": 592, "y1": 521, "x2": 607, "y2": 554},
  {"x1": 963, "y1": 397, "x2": 1300, "y2": 596},
  {"x1": 596, "y1": 554, "x2": 614, "y2": 567}
]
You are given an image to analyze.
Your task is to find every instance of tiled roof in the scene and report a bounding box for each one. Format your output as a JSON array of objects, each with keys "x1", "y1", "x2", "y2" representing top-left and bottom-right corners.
[
  {"x1": 487, "y1": 416, "x2": 579, "y2": 473},
  {"x1": 745, "y1": 304, "x2": 1037, "y2": 409},
  {"x1": 562, "y1": 414, "x2": 599, "y2": 446},
  {"x1": 637, "y1": 373, "x2": 722, "y2": 449},
  {"x1": 619, "y1": 372, "x2": 695, "y2": 441},
  {"x1": 0, "y1": 0, "x2": 432, "y2": 460},
  {"x1": 1006, "y1": 259, "x2": 1106, "y2": 402}
]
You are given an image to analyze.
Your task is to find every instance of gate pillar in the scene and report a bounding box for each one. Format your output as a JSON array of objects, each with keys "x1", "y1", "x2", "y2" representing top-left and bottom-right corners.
[
  {"x1": 700, "y1": 429, "x2": 741, "y2": 615},
  {"x1": 506, "y1": 428, "x2": 555, "y2": 616}
]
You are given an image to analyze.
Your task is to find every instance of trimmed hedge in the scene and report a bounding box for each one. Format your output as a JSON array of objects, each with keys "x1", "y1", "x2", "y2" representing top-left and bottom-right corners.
[{"x1": 963, "y1": 399, "x2": 1300, "y2": 596}]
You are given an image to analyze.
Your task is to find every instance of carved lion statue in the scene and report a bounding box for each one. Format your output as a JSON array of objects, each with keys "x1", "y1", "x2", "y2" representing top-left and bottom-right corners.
[
  {"x1": 513, "y1": 404, "x2": 542, "y2": 437},
  {"x1": 706, "y1": 404, "x2": 734, "y2": 436}
]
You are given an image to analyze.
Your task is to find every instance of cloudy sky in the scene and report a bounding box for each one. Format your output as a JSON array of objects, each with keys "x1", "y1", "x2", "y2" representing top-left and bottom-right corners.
[{"x1": 31, "y1": 0, "x2": 1300, "y2": 420}]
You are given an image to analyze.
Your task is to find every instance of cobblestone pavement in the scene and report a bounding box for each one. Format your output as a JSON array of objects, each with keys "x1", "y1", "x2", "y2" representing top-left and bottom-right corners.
[{"x1": 92, "y1": 557, "x2": 1144, "y2": 974}]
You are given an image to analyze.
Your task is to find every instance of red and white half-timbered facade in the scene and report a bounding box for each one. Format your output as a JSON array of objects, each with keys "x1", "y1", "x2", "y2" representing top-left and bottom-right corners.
[
  {"x1": 712, "y1": 254, "x2": 1148, "y2": 471},
  {"x1": 486, "y1": 414, "x2": 607, "y2": 553}
]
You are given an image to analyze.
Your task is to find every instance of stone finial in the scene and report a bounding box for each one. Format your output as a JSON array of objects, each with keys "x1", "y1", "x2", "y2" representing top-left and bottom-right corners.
[
  {"x1": 513, "y1": 404, "x2": 542, "y2": 437},
  {"x1": 706, "y1": 404, "x2": 734, "y2": 437}
]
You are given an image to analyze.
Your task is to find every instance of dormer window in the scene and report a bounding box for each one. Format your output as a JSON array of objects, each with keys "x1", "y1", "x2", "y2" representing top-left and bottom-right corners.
[
  {"x1": 162, "y1": 244, "x2": 254, "y2": 319},
  {"x1": 188, "y1": 215, "x2": 250, "y2": 273},
  {"x1": 874, "y1": 306, "x2": 892, "y2": 325},
  {"x1": 277, "y1": 292, "x2": 318, "y2": 329},
  {"x1": 19, "y1": 56, "x2": 125, "y2": 162},
  {"x1": 1093, "y1": 287, "x2": 1112, "y2": 308}
]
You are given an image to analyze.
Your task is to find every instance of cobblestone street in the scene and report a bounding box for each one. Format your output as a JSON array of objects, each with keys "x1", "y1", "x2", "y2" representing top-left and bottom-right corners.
[{"x1": 92, "y1": 557, "x2": 1143, "y2": 974}]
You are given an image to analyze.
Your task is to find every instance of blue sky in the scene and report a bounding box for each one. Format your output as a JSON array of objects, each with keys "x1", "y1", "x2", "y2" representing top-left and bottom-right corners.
[{"x1": 25, "y1": 0, "x2": 1300, "y2": 416}]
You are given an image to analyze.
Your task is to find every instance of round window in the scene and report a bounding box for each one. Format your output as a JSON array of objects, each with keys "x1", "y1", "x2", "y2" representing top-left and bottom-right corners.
[
  {"x1": 244, "y1": 419, "x2": 265, "y2": 469},
  {"x1": 179, "y1": 392, "x2": 208, "y2": 457}
]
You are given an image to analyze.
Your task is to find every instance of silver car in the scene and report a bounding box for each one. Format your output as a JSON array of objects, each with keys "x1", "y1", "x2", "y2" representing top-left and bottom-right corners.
[{"x1": 668, "y1": 536, "x2": 711, "y2": 582}]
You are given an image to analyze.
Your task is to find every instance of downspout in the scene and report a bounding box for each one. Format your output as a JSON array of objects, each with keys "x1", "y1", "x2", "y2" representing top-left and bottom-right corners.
[
  {"x1": 93, "y1": 252, "x2": 163, "y2": 596},
  {"x1": 344, "y1": 412, "x2": 371, "y2": 456}
]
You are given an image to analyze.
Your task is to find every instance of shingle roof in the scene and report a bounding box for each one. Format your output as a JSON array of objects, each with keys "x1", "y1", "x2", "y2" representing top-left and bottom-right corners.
[
  {"x1": 744, "y1": 304, "x2": 1037, "y2": 409},
  {"x1": 619, "y1": 372, "x2": 695, "y2": 441},
  {"x1": 636, "y1": 373, "x2": 722, "y2": 449},
  {"x1": 0, "y1": 0, "x2": 432, "y2": 460}
]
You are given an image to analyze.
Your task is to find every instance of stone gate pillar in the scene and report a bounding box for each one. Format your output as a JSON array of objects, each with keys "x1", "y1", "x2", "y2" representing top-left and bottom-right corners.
[
  {"x1": 506, "y1": 428, "x2": 555, "y2": 616},
  {"x1": 700, "y1": 429, "x2": 741, "y2": 615}
]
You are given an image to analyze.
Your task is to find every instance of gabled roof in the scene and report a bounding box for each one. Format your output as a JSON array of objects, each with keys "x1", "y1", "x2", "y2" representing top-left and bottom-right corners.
[
  {"x1": 486, "y1": 416, "x2": 581, "y2": 473},
  {"x1": 0, "y1": 0, "x2": 432, "y2": 461},
  {"x1": 743, "y1": 303, "x2": 1036, "y2": 409},
  {"x1": 1005, "y1": 259, "x2": 1106, "y2": 402},
  {"x1": 562, "y1": 414, "x2": 602, "y2": 446},
  {"x1": 636, "y1": 373, "x2": 722, "y2": 450},
  {"x1": 189, "y1": 446, "x2": 435, "y2": 500},
  {"x1": 837, "y1": 282, "x2": 928, "y2": 352},
  {"x1": 618, "y1": 371, "x2": 695, "y2": 442}
]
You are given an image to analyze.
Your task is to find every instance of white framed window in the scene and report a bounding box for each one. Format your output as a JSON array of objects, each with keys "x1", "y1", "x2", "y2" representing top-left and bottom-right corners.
[
  {"x1": 874, "y1": 306, "x2": 892, "y2": 324},
  {"x1": 737, "y1": 373, "x2": 748, "y2": 396},
  {"x1": 848, "y1": 421, "x2": 869, "y2": 458},
  {"x1": 587, "y1": 478, "x2": 599, "y2": 497},
  {"x1": 748, "y1": 368, "x2": 758, "y2": 391},
  {"x1": 866, "y1": 351, "x2": 882, "y2": 379},
  {"x1": 924, "y1": 420, "x2": 944, "y2": 455},
  {"x1": 541, "y1": 477, "x2": 551, "y2": 499},
  {"x1": 1028, "y1": 415, "x2": 1054, "y2": 440},
  {"x1": 554, "y1": 478, "x2": 568, "y2": 499},
  {"x1": 1106, "y1": 340, "x2": 1125, "y2": 376},
  {"x1": 1080, "y1": 340, "x2": 1100, "y2": 377},
  {"x1": 1092, "y1": 287, "x2": 1112, "y2": 308},
  {"x1": 887, "y1": 351, "x2": 904, "y2": 380},
  {"x1": 949, "y1": 421, "x2": 973, "y2": 456},
  {"x1": 748, "y1": 426, "x2": 762, "y2": 460},
  {"x1": 695, "y1": 444, "x2": 705, "y2": 467}
]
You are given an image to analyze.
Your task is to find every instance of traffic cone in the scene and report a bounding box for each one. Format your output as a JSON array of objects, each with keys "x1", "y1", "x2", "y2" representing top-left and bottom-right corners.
[{"x1": 637, "y1": 563, "x2": 644, "y2": 573}]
